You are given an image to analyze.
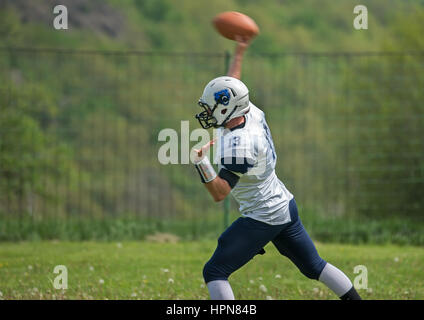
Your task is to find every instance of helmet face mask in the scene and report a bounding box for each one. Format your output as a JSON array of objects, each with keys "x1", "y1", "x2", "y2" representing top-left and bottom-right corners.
[
  {"x1": 196, "y1": 100, "x2": 218, "y2": 129},
  {"x1": 195, "y1": 76, "x2": 250, "y2": 129}
]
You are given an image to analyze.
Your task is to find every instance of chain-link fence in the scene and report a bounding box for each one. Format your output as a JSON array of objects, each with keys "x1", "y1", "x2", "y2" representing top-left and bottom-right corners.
[{"x1": 1, "y1": 48, "x2": 423, "y2": 239}]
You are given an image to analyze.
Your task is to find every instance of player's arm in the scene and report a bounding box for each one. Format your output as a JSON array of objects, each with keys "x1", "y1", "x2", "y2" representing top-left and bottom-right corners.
[
  {"x1": 204, "y1": 174, "x2": 232, "y2": 202},
  {"x1": 196, "y1": 165, "x2": 240, "y2": 202},
  {"x1": 226, "y1": 36, "x2": 250, "y2": 80},
  {"x1": 193, "y1": 140, "x2": 233, "y2": 202},
  {"x1": 193, "y1": 140, "x2": 254, "y2": 202}
]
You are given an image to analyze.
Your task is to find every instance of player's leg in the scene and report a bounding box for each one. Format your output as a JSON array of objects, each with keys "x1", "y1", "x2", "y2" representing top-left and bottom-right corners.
[
  {"x1": 272, "y1": 198, "x2": 361, "y2": 300},
  {"x1": 203, "y1": 217, "x2": 284, "y2": 300}
]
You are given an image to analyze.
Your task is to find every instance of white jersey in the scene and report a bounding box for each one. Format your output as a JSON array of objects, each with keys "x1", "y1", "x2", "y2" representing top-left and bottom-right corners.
[{"x1": 215, "y1": 103, "x2": 294, "y2": 225}]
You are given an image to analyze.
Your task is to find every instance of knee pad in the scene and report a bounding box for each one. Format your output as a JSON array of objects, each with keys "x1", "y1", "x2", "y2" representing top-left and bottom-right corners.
[{"x1": 203, "y1": 260, "x2": 229, "y2": 283}]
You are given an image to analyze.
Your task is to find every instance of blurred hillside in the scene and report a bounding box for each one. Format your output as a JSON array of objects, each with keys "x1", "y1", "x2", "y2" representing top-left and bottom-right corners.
[
  {"x1": 1, "y1": 0, "x2": 424, "y2": 52},
  {"x1": 0, "y1": 0, "x2": 423, "y2": 242}
]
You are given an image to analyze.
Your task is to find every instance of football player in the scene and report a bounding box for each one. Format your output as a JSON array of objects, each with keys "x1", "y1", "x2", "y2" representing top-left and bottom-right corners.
[{"x1": 193, "y1": 37, "x2": 361, "y2": 300}]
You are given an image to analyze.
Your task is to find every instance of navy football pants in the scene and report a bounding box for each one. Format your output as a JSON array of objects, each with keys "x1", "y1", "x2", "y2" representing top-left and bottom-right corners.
[{"x1": 203, "y1": 198, "x2": 327, "y2": 283}]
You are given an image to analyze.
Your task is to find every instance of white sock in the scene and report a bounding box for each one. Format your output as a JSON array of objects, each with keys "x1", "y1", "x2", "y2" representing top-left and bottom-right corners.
[
  {"x1": 206, "y1": 280, "x2": 235, "y2": 300},
  {"x1": 318, "y1": 263, "x2": 353, "y2": 297}
]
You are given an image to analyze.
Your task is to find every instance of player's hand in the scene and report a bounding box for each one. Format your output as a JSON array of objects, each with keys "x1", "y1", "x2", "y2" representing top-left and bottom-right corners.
[
  {"x1": 235, "y1": 35, "x2": 251, "y2": 52},
  {"x1": 192, "y1": 139, "x2": 216, "y2": 163}
]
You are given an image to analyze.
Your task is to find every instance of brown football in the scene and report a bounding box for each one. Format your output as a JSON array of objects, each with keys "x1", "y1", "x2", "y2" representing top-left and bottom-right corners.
[{"x1": 212, "y1": 11, "x2": 259, "y2": 41}]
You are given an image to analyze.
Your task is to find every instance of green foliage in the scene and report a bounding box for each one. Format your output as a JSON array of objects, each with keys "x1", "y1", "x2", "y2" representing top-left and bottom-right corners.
[
  {"x1": 0, "y1": 85, "x2": 75, "y2": 214},
  {"x1": 0, "y1": 1, "x2": 423, "y2": 242},
  {"x1": 338, "y1": 13, "x2": 424, "y2": 218},
  {"x1": 0, "y1": 213, "x2": 423, "y2": 246}
]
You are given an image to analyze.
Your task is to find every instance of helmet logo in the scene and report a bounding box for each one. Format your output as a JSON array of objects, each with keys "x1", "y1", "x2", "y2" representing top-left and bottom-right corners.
[{"x1": 214, "y1": 89, "x2": 231, "y2": 106}]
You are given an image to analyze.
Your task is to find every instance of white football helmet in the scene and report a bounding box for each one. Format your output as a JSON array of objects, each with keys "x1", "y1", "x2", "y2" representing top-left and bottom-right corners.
[{"x1": 195, "y1": 76, "x2": 250, "y2": 129}]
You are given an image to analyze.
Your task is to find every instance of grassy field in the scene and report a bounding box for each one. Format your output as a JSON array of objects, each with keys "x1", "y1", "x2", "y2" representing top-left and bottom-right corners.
[{"x1": 0, "y1": 240, "x2": 423, "y2": 300}]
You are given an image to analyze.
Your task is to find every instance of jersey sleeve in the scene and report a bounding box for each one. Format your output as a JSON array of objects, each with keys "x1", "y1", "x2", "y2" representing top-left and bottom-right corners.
[
  {"x1": 220, "y1": 156, "x2": 255, "y2": 175},
  {"x1": 218, "y1": 168, "x2": 240, "y2": 189}
]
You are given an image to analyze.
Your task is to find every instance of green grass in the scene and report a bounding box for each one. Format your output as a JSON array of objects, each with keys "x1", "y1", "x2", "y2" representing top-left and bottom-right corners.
[{"x1": 0, "y1": 241, "x2": 423, "y2": 300}]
